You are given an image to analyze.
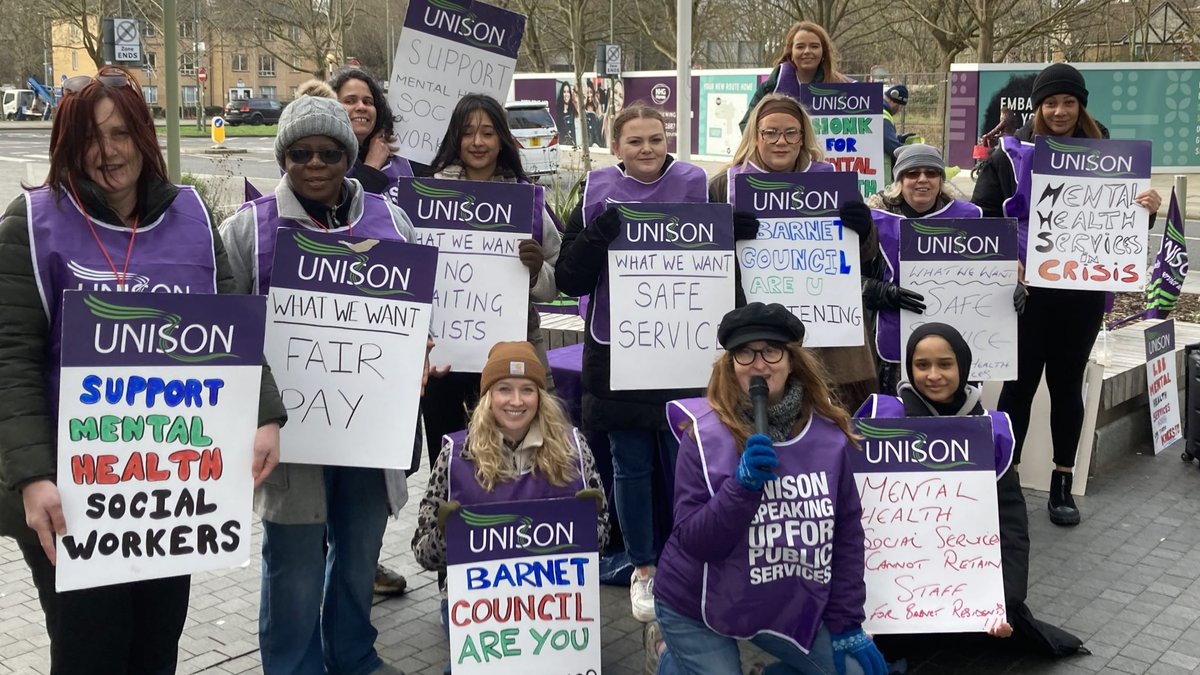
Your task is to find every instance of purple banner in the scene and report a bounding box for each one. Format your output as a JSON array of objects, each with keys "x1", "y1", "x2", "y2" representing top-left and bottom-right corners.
[
  {"x1": 1146, "y1": 319, "x2": 1176, "y2": 361},
  {"x1": 899, "y1": 218, "x2": 1019, "y2": 262},
  {"x1": 60, "y1": 291, "x2": 266, "y2": 369},
  {"x1": 800, "y1": 82, "x2": 884, "y2": 116},
  {"x1": 1031, "y1": 136, "x2": 1152, "y2": 179},
  {"x1": 269, "y1": 229, "x2": 439, "y2": 301},
  {"x1": 947, "y1": 70, "x2": 981, "y2": 170},
  {"x1": 851, "y1": 417, "x2": 995, "y2": 474},
  {"x1": 446, "y1": 497, "x2": 598, "y2": 566},
  {"x1": 608, "y1": 202, "x2": 733, "y2": 252},
  {"x1": 395, "y1": 178, "x2": 536, "y2": 234},
  {"x1": 1146, "y1": 189, "x2": 1189, "y2": 319},
  {"x1": 733, "y1": 171, "x2": 859, "y2": 218},
  {"x1": 402, "y1": 0, "x2": 525, "y2": 59},
  {"x1": 623, "y1": 74, "x2": 700, "y2": 154}
]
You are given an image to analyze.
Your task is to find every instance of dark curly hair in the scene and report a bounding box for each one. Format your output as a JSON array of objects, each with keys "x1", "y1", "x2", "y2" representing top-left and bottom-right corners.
[{"x1": 329, "y1": 67, "x2": 394, "y2": 164}]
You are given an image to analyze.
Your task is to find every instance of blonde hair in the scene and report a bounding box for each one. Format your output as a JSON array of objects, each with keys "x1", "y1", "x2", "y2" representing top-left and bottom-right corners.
[
  {"x1": 704, "y1": 343, "x2": 859, "y2": 450},
  {"x1": 722, "y1": 94, "x2": 823, "y2": 173},
  {"x1": 297, "y1": 79, "x2": 336, "y2": 99},
  {"x1": 465, "y1": 387, "x2": 580, "y2": 492},
  {"x1": 1032, "y1": 101, "x2": 1104, "y2": 139},
  {"x1": 775, "y1": 22, "x2": 849, "y2": 83}
]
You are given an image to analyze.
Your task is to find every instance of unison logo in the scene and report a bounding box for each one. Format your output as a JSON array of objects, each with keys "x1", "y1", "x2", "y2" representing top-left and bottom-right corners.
[
  {"x1": 1045, "y1": 137, "x2": 1136, "y2": 178},
  {"x1": 412, "y1": 180, "x2": 514, "y2": 230},
  {"x1": 462, "y1": 508, "x2": 579, "y2": 555},
  {"x1": 618, "y1": 205, "x2": 716, "y2": 248},
  {"x1": 806, "y1": 85, "x2": 871, "y2": 114},
  {"x1": 744, "y1": 175, "x2": 839, "y2": 216},
  {"x1": 293, "y1": 232, "x2": 414, "y2": 296},
  {"x1": 421, "y1": 0, "x2": 511, "y2": 53},
  {"x1": 857, "y1": 421, "x2": 973, "y2": 470},
  {"x1": 85, "y1": 295, "x2": 237, "y2": 363},
  {"x1": 910, "y1": 221, "x2": 1002, "y2": 259}
]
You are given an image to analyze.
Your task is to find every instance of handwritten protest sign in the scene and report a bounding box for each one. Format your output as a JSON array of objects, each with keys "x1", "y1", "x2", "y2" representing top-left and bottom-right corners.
[
  {"x1": 851, "y1": 416, "x2": 1006, "y2": 634},
  {"x1": 608, "y1": 203, "x2": 735, "y2": 390},
  {"x1": 266, "y1": 230, "x2": 437, "y2": 469},
  {"x1": 389, "y1": 0, "x2": 525, "y2": 164},
  {"x1": 56, "y1": 291, "x2": 265, "y2": 591},
  {"x1": 446, "y1": 498, "x2": 600, "y2": 674},
  {"x1": 734, "y1": 171, "x2": 863, "y2": 347},
  {"x1": 900, "y1": 218, "x2": 1019, "y2": 381},
  {"x1": 1026, "y1": 136, "x2": 1152, "y2": 291},
  {"x1": 1145, "y1": 320, "x2": 1182, "y2": 455},
  {"x1": 399, "y1": 178, "x2": 534, "y2": 372},
  {"x1": 801, "y1": 83, "x2": 884, "y2": 197}
]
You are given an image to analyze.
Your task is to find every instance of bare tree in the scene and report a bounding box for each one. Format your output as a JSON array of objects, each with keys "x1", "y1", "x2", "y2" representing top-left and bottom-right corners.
[
  {"x1": 539, "y1": 0, "x2": 609, "y2": 169},
  {"x1": 211, "y1": 0, "x2": 358, "y2": 79},
  {"x1": 0, "y1": 0, "x2": 52, "y2": 83}
]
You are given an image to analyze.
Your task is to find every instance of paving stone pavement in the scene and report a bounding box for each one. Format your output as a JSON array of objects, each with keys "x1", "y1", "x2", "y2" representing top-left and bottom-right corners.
[{"x1": 5, "y1": 449, "x2": 1200, "y2": 674}]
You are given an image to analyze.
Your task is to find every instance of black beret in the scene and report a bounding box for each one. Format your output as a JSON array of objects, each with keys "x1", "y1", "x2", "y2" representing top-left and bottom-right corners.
[{"x1": 717, "y1": 302, "x2": 806, "y2": 350}]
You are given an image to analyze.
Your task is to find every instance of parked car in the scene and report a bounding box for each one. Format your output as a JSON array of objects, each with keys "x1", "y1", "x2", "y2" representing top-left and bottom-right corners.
[
  {"x1": 505, "y1": 100, "x2": 559, "y2": 179},
  {"x1": 223, "y1": 97, "x2": 286, "y2": 126}
]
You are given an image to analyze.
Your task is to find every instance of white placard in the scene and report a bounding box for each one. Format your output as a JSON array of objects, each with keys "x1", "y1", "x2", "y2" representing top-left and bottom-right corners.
[{"x1": 1145, "y1": 320, "x2": 1183, "y2": 455}]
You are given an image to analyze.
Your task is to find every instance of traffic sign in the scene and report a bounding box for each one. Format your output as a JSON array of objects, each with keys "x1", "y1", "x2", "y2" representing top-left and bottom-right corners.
[
  {"x1": 605, "y1": 44, "x2": 621, "y2": 76},
  {"x1": 113, "y1": 18, "x2": 141, "y2": 62},
  {"x1": 198, "y1": 68, "x2": 207, "y2": 84},
  {"x1": 211, "y1": 116, "x2": 226, "y2": 145}
]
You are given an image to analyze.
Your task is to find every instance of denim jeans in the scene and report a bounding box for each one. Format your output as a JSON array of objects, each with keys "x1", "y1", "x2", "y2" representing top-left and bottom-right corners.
[
  {"x1": 259, "y1": 466, "x2": 390, "y2": 675},
  {"x1": 609, "y1": 429, "x2": 679, "y2": 567},
  {"x1": 654, "y1": 600, "x2": 865, "y2": 675}
]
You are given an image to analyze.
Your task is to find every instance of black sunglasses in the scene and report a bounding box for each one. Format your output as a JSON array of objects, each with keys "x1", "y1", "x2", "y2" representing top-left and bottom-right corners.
[
  {"x1": 286, "y1": 148, "x2": 347, "y2": 165},
  {"x1": 63, "y1": 72, "x2": 134, "y2": 96}
]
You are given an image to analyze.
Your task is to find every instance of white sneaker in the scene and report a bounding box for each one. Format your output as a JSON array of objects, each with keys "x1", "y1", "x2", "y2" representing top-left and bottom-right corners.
[{"x1": 630, "y1": 567, "x2": 656, "y2": 622}]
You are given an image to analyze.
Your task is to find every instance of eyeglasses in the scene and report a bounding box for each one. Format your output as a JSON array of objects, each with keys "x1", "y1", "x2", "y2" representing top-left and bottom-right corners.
[
  {"x1": 63, "y1": 71, "x2": 135, "y2": 97},
  {"x1": 731, "y1": 344, "x2": 786, "y2": 366},
  {"x1": 286, "y1": 148, "x2": 347, "y2": 165},
  {"x1": 759, "y1": 128, "x2": 803, "y2": 145},
  {"x1": 902, "y1": 168, "x2": 942, "y2": 179}
]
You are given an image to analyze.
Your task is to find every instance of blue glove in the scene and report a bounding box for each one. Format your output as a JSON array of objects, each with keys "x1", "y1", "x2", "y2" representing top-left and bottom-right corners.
[
  {"x1": 736, "y1": 434, "x2": 778, "y2": 492},
  {"x1": 831, "y1": 629, "x2": 887, "y2": 675}
]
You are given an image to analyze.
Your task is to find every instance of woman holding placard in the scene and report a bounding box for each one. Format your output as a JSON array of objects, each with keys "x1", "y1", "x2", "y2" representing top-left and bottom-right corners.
[
  {"x1": 713, "y1": 93, "x2": 880, "y2": 413},
  {"x1": 647, "y1": 302, "x2": 884, "y2": 675},
  {"x1": 740, "y1": 21, "x2": 850, "y2": 131},
  {"x1": 220, "y1": 95, "x2": 418, "y2": 675},
  {"x1": 420, "y1": 93, "x2": 562, "y2": 470},
  {"x1": 0, "y1": 65, "x2": 285, "y2": 673},
  {"x1": 856, "y1": 323, "x2": 1085, "y2": 658},
  {"x1": 331, "y1": 67, "x2": 423, "y2": 193},
  {"x1": 556, "y1": 104, "x2": 709, "y2": 622},
  {"x1": 972, "y1": 63, "x2": 1162, "y2": 525}
]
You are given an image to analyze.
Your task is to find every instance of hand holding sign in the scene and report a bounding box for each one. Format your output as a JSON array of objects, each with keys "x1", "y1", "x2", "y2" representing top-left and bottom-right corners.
[
  {"x1": 252, "y1": 422, "x2": 281, "y2": 488},
  {"x1": 22, "y1": 479, "x2": 66, "y2": 565}
]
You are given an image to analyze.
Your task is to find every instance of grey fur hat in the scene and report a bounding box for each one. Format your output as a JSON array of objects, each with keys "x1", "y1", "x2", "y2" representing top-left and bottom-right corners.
[{"x1": 274, "y1": 95, "x2": 359, "y2": 168}]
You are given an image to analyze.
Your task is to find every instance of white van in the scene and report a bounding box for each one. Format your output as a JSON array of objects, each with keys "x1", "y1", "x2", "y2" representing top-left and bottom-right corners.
[
  {"x1": 2, "y1": 89, "x2": 39, "y2": 120},
  {"x1": 505, "y1": 100, "x2": 559, "y2": 179}
]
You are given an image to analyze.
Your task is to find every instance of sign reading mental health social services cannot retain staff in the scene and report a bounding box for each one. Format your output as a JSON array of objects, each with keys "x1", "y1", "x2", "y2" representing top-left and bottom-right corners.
[
  {"x1": 608, "y1": 203, "x2": 735, "y2": 391},
  {"x1": 266, "y1": 230, "x2": 437, "y2": 469},
  {"x1": 851, "y1": 416, "x2": 1007, "y2": 634},
  {"x1": 446, "y1": 498, "x2": 601, "y2": 674},
  {"x1": 389, "y1": 0, "x2": 525, "y2": 164},
  {"x1": 1025, "y1": 136, "x2": 1152, "y2": 292},
  {"x1": 800, "y1": 83, "x2": 884, "y2": 197},
  {"x1": 734, "y1": 171, "x2": 863, "y2": 347},
  {"x1": 56, "y1": 291, "x2": 266, "y2": 591}
]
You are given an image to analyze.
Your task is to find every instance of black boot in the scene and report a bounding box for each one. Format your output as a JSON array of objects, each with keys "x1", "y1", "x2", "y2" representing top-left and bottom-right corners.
[{"x1": 1048, "y1": 470, "x2": 1081, "y2": 526}]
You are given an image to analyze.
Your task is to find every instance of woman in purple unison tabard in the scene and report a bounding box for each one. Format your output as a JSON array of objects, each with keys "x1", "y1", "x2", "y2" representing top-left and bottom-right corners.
[
  {"x1": 555, "y1": 104, "x2": 709, "y2": 623},
  {"x1": 648, "y1": 303, "x2": 885, "y2": 675},
  {"x1": 330, "y1": 67, "x2": 420, "y2": 194},
  {"x1": 0, "y1": 65, "x2": 285, "y2": 673},
  {"x1": 739, "y1": 21, "x2": 850, "y2": 132}
]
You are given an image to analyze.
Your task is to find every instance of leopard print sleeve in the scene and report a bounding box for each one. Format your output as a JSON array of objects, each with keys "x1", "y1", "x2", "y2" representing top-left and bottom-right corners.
[
  {"x1": 411, "y1": 439, "x2": 452, "y2": 572},
  {"x1": 576, "y1": 434, "x2": 611, "y2": 553}
]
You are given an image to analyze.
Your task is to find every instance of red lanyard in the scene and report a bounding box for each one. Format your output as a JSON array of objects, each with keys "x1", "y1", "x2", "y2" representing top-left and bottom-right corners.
[
  {"x1": 68, "y1": 178, "x2": 139, "y2": 290},
  {"x1": 307, "y1": 212, "x2": 352, "y2": 236}
]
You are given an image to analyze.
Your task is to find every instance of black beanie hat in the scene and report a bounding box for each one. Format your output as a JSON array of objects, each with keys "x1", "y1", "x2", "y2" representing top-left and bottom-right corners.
[
  {"x1": 904, "y1": 322, "x2": 972, "y2": 398},
  {"x1": 1030, "y1": 63, "x2": 1088, "y2": 109}
]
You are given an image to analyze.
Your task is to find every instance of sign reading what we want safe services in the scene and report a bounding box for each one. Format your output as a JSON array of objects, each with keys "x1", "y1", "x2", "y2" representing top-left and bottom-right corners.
[
  {"x1": 56, "y1": 291, "x2": 266, "y2": 591},
  {"x1": 446, "y1": 498, "x2": 600, "y2": 674}
]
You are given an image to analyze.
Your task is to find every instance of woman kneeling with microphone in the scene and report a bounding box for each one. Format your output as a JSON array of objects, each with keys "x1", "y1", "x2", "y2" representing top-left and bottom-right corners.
[{"x1": 649, "y1": 303, "x2": 885, "y2": 675}]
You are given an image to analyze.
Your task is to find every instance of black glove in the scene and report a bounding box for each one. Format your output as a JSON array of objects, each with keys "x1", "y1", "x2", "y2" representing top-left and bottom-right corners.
[
  {"x1": 587, "y1": 205, "x2": 621, "y2": 244},
  {"x1": 863, "y1": 277, "x2": 926, "y2": 313},
  {"x1": 838, "y1": 201, "x2": 874, "y2": 239},
  {"x1": 1013, "y1": 284, "x2": 1028, "y2": 316},
  {"x1": 732, "y1": 211, "x2": 760, "y2": 241}
]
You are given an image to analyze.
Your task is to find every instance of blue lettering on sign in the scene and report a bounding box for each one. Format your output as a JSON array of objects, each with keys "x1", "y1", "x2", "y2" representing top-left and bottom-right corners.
[{"x1": 465, "y1": 557, "x2": 590, "y2": 590}]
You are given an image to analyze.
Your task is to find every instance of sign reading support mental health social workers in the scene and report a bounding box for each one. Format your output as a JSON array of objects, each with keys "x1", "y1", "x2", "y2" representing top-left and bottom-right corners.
[
  {"x1": 734, "y1": 171, "x2": 863, "y2": 347},
  {"x1": 800, "y1": 83, "x2": 885, "y2": 197},
  {"x1": 608, "y1": 203, "x2": 735, "y2": 390},
  {"x1": 389, "y1": 0, "x2": 525, "y2": 164},
  {"x1": 1145, "y1": 320, "x2": 1182, "y2": 455},
  {"x1": 56, "y1": 291, "x2": 266, "y2": 591},
  {"x1": 900, "y1": 218, "x2": 1019, "y2": 381},
  {"x1": 266, "y1": 230, "x2": 437, "y2": 469},
  {"x1": 1025, "y1": 136, "x2": 1152, "y2": 291},
  {"x1": 398, "y1": 178, "x2": 535, "y2": 372},
  {"x1": 851, "y1": 416, "x2": 1007, "y2": 634},
  {"x1": 446, "y1": 498, "x2": 601, "y2": 674}
]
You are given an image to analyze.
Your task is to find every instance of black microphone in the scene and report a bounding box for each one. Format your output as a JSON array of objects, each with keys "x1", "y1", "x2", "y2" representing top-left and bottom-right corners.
[{"x1": 749, "y1": 376, "x2": 769, "y2": 437}]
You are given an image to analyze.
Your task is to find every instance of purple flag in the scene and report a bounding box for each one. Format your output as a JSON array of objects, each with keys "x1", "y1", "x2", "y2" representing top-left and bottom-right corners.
[
  {"x1": 1145, "y1": 188, "x2": 1188, "y2": 319},
  {"x1": 244, "y1": 178, "x2": 262, "y2": 202}
]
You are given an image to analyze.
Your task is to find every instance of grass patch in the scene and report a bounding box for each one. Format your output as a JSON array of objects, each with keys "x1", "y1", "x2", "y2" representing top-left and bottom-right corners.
[{"x1": 179, "y1": 124, "x2": 277, "y2": 138}]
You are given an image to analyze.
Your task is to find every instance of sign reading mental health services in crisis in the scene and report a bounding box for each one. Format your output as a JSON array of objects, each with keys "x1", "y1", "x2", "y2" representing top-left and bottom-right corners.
[
  {"x1": 800, "y1": 83, "x2": 884, "y2": 197},
  {"x1": 607, "y1": 203, "x2": 735, "y2": 391},
  {"x1": 1145, "y1": 320, "x2": 1182, "y2": 455},
  {"x1": 446, "y1": 498, "x2": 601, "y2": 674},
  {"x1": 733, "y1": 171, "x2": 864, "y2": 347},
  {"x1": 389, "y1": 0, "x2": 525, "y2": 164},
  {"x1": 56, "y1": 291, "x2": 266, "y2": 591},
  {"x1": 266, "y1": 230, "x2": 437, "y2": 469},
  {"x1": 900, "y1": 218, "x2": 1019, "y2": 381},
  {"x1": 398, "y1": 178, "x2": 535, "y2": 372},
  {"x1": 850, "y1": 416, "x2": 1007, "y2": 634},
  {"x1": 1025, "y1": 136, "x2": 1152, "y2": 292}
]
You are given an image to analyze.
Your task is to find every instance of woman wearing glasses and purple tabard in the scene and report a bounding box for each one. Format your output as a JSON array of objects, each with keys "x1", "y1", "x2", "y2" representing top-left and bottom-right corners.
[
  {"x1": 219, "y1": 96, "x2": 416, "y2": 675},
  {"x1": 0, "y1": 65, "x2": 286, "y2": 673},
  {"x1": 709, "y1": 94, "x2": 881, "y2": 413}
]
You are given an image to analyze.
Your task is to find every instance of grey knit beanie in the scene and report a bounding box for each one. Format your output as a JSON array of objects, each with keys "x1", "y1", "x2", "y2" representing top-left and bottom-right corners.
[
  {"x1": 274, "y1": 95, "x2": 359, "y2": 168},
  {"x1": 893, "y1": 143, "x2": 944, "y2": 178}
]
